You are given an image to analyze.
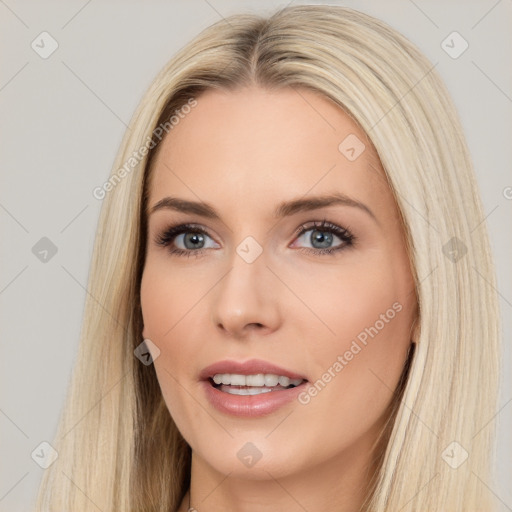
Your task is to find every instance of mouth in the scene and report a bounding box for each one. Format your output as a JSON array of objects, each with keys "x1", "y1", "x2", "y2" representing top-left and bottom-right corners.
[
  {"x1": 199, "y1": 359, "x2": 310, "y2": 415},
  {"x1": 208, "y1": 373, "x2": 308, "y2": 396}
]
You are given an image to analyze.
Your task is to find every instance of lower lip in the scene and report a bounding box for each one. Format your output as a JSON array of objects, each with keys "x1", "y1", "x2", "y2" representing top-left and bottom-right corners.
[{"x1": 201, "y1": 380, "x2": 308, "y2": 417}]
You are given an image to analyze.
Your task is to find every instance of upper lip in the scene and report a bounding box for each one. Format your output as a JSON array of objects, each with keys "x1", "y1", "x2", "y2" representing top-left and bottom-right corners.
[{"x1": 200, "y1": 359, "x2": 308, "y2": 381}]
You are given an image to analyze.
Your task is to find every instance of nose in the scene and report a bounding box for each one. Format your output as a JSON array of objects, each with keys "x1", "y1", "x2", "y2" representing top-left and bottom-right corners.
[{"x1": 211, "y1": 248, "x2": 281, "y2": 339}]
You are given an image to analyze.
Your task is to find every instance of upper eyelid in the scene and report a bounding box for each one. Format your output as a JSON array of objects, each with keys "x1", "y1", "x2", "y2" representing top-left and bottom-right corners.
[{"x1": 158, "y1": 220, "x2": 344, "y2": 235}]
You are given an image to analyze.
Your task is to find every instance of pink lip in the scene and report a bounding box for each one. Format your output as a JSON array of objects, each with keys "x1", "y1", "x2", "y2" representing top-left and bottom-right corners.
[
  {"x1": 199, "y1": 358, "x2": 309, "y2": 418},
  {"x1": 199, "y1": 358, "x2": 308, "y2": 381},
  {"x1": 201, "y1": 380, "x2": 309, "y2": 417}
]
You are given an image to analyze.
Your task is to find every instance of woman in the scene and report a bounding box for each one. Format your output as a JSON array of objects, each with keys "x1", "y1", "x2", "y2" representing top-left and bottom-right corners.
[{"x1": 36, "y1": 5, "x2": 501, "y2": 511}]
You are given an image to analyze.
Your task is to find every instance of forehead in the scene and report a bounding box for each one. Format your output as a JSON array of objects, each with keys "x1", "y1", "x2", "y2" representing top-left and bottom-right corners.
[{"x1": 148, "y1": 86, "x2": 389, "y2": 215}]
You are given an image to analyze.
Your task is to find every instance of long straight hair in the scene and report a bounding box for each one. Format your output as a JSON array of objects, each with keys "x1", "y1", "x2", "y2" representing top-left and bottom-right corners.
[{"x1": 35, "y1": 5, "x2": 501, "y2": 511}]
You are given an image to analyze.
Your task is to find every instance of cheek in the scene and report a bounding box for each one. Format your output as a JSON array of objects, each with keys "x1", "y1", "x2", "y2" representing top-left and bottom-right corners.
[
  {"x1": 140, "y1": 256, "x2": 215, "y2": 339},
  {"x1": 289, "y1": 252, "x2": 411, "y2": 353},
  {"x1": 291, "y1": 253, "x2": 413, "y2": 421},
  {"x1": 140, "y1": 260, "x2": 196, "y2": 382},
  {"x1": 140, "y1": 262, "x2": 203, "y2": 428}
]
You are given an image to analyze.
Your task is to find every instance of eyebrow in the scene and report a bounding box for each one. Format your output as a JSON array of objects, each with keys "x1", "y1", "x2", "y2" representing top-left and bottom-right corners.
[{"x1": 149, "y1": 192, "x2": 377, "y2": 224}]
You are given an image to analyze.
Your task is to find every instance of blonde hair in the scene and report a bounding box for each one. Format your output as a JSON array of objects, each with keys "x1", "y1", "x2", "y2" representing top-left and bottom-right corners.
[{"x1": 36, "y1": 5, "x2": 501, "y2": 511}]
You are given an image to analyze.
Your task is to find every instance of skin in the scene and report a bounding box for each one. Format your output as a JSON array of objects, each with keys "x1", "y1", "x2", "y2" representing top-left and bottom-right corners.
[{"x1": 140, "y1": 85, "x2": 418, "y2": 512}]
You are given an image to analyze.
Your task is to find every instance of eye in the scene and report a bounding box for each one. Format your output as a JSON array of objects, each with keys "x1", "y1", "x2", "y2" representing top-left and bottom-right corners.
[
  {"x1": 291, "y1": 219, "x2": 355, "y2": 255},
  {"x1": 154, "y1": 219, "x2": 355, "y2": 258},
  {"x1": 154, "y1": 223, "x2": 218, "y2": 258}
]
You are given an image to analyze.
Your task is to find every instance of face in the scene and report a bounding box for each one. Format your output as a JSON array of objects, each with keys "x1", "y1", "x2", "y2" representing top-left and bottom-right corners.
[{"x1": 140, "y1": 86, "x2": 417, "y2": 481}]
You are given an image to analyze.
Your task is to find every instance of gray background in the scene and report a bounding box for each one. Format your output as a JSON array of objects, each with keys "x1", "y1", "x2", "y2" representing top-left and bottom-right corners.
[{"x1": 1, "y1": 0, "x2": 511, "y2": 510}]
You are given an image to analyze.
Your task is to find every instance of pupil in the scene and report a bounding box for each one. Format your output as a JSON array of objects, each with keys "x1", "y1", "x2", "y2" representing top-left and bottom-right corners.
[{"x1": 311, "y1": 230, "x2": 332, "y2": 249}]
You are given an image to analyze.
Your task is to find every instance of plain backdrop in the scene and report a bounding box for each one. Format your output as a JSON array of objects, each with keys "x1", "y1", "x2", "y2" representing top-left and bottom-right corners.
[{"x1": 1, "y1": 0, "x2": 511, "y2": 510}]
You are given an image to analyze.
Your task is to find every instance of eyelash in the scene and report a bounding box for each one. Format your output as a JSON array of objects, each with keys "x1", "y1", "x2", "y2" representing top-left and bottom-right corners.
[{"x1": 154, "y1": 219, "x2": 355, "y2": 258}]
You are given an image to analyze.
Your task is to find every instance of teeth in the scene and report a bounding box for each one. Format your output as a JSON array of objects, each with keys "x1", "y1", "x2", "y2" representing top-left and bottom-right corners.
[
  {"x1": 246, "y1": 374, "x2": 265, "y2": 386},
  {"x1": 278, "y1": 376, "x2": 290, "y2": 387},
  {"x1": 264, "y1": 374, "x2": 279, "y2": 386},
  {"x1": 221, "y1": 386, "x2": 274, "y2": 396},
  {"x1": 230, "y1": 374, "x2": 247, "y2": 386},
  {"x1": 212, "y1": 373, "x2": 304, "y2": 387}
]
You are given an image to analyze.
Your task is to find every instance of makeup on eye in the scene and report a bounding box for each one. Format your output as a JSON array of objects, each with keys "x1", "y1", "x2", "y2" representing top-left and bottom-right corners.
[{"x1": 153, "y1": 219, "x2": 356, "y2": 258}]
